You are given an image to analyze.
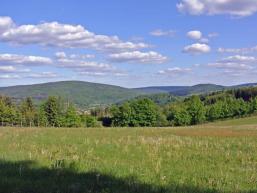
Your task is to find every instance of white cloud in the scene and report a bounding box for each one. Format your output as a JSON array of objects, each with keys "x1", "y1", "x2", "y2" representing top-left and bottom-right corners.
[
  {"x1": 199, "y1": 38, "x2": 209, "y2": 43},
  {"x1": 0, "y1": 16, "x2": 14, "y2": 33},
  {"x1": 55, "y1": 52, "x2": 67, "y2": 59},
  {"x1": 0, "y1": 52, "x2": 124, "y2": 78},
  {"x1": 177, "y1": 0, "x2": 257, "y2": 17},
  {"x1": 0, "y1": 65, "x2": 16, "y2": 73},
  {"x1": 25, "y1": 72, "x2": 58, "y2": 79},
  {"x1": 207, "y1": 55, "x2": 257, "y2": 72},
  {"x1": 183, "y1": 43, "x2": 211, "y2": 54},
  {"x1": 55, "y1": 52, "x2": 94, "y2": 60},
  {"x1": 69, "y1": 54, "x2": 95, "y2": 59},
  {"x1": 158, "y1": 67, "x2": 191, "y2": 75},
  {"x1": 208, "y1": 32, "x2": 219, "y2": 38},
  {"x1": 108, "y1": 51, "x2": 168, "y2": 64},
  {"x1": 0, "y1": 52, "x2": 118, "y2": 79},
  {"x1": 150, "y1": 29, "x2": 176, "y2": 37},
  {"x1": 0, "y1": 16, "x2": 149, "y2": 52},
  {"x1": 187, "y1": 30, "x2": 202, "y2": 40},
  {"x1": 0, "y1": 53, "x2": 52, "y2": 66},
  {"x1": 78, "y1": 72, "x2": 106, "y2": 76},
  {"x1": 0, "y1": 65, "x2": 30, "y2": 73},
  {"x1": 208, "y1": 62, "x2": 253, "y2": 70},
  {"x1": 0, "y1": 74, "x2": 20, "y2": 79},
  {"x1": 55, "y1": 52, "x2": 123, "y2": 76},
  {"x1": 58, "y1": 58, "x2": 113, "y2": 72},
  {"x1": 219, "y1": 55, "x2": 256, "y2": 63},
  {"x1": 218, "y1": 46, "x2": 257, "y2": 54}
]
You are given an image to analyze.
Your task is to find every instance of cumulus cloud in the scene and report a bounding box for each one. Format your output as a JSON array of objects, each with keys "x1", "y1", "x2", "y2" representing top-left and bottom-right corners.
[
  {"x1": 187, "y1": 30, "x2": 202, "y2": 40},
  {"x1": 218, "y1": 46, "x2": 257, "y2": 54},
  {"x1": 0, "y1": 16, "x2": 14, "y2": 33},
  {"x1": 158, "y1": 67, "x2": 191, "y2": 76},
  {"x1": 183, "y1": 43, "x2": 211, "y2": 54},
  {"x1": 55, "y1": 52, "x2": 123, "y2": 76},
  {"x1": 177, "y1": 0, "x2": 257, "y2": 17},
  {"x1": 0, "y1": 16, "x2": 149, "y2": 52},
  {"x1": 0, "y1": 52, "x2": 123, "y2": 78},
  {"x1": 108, "y1": 51, "x2": 168, "y2": 64},
  {"x1": 58, "y1": 58, "x2": 114, "y2": 72},
  {"x1": 150, "y1": 29, "x2": 176, "y2": 37},
  {"x1": 208, "y1": 55, "x2": 257, "y2": 72},
  {"x1": 0, "y1": 53, "x2": 52, "y2": 66}
]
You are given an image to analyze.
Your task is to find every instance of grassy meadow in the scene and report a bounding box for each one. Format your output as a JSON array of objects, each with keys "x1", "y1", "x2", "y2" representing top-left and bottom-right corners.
[{"x1": 0, "y1": 117, "x2": 257, "y2": 193}]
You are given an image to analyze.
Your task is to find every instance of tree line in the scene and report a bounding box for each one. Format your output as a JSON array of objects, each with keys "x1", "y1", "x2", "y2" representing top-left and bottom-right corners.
[
  {"x1": 0, "y1": 96, "x2": 99, "y2": 127},
  {"x1": 1, "y1": 86, "x2": 257, "y2": 128},
  {"x1": 108, "y1": 87, "x2": 257, "y2": 127}
]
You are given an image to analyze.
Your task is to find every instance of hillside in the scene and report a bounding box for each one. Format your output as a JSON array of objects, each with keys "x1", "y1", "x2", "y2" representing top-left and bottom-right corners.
[
  {"x1": 1, "y1": 81, "x2": 257, "y2": 108},
  {"x1": 136, "y1": 83, "x2": 257, "y2": 96},
  {"x1": 0, "y1": 81, "x2": 143, "y2": 108}
]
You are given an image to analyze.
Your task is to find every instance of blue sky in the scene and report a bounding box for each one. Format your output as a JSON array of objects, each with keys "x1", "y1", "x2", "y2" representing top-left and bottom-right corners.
[{"x1": 0, "y1": 0, "x2": 257, "y2": 88}]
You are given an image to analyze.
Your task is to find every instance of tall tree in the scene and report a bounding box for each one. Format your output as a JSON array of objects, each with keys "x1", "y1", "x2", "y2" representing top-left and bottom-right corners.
[
  {"x1": 64, "y1": 105, "x2": 81, "y2": 127},
  {"x1": 20, "y1": 97, "x2": 35, "y2": 127},
  {"x1": 186, "y1": 96, "x2": 206, "y2": 125},
  {"x1": 44, "y1": 96, "x2": 60, "y2": 127}
]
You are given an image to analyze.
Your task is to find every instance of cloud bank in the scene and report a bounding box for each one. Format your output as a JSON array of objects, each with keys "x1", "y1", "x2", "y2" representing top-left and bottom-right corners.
[{"x1": 177, "y1": 0, "x2": 257, "y2": 17}]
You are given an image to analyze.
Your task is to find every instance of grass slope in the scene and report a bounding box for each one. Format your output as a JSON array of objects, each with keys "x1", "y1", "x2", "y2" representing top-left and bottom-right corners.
[
  {"x1": 0, "y1": 116, "x2": 257, "y2": 193},
  {"x1": 0, "y1": 81, "x2": 143, "y2": 108}
]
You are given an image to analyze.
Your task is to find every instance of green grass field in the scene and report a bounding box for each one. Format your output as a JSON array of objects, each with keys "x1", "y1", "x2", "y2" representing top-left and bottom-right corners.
[{"x1": 0, "y1": 117, "x2": 257, "y2": 193}]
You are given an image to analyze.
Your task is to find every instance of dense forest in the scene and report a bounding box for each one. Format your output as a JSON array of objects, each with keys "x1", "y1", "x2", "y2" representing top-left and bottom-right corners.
[{"x1": 1, "y1": 86, "x2": 257, "y2": 128}]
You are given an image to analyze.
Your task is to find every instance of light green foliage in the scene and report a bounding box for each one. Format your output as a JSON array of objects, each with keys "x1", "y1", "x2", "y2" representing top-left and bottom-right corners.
[
  {"x1": 20, "y1": 97, "x2": 35, "y2": 127},
  {"x1": 250, "y1": 97, "x2": 257, "y2": 113},
  {"x1": 81, "y1": 115, "x2": 99, "y2": 127},
  {"x1": 111, "y1": 98, "x2": 165, "y2": 127},
  {"x1": 186, "y1": 96, "x2": 206, "y2": 125},
  {"x1": 64, "y1": 105, "x2": 81, "y2": 128},
  {"x1": 167, "y1": 104, "x2": 191, "y2": 126},
  {"x1": 111, "y1": 102, "x2": 132, "y2": 127},
  {"x1": 35, "y1": 103, "x2": 48, "y2": 127},
  {"x1": 207, "y1": 101, "x2": 223, "y2": 121},
  {"x1": 129, "y1": 98, "x2": 159, "y2": 127}
]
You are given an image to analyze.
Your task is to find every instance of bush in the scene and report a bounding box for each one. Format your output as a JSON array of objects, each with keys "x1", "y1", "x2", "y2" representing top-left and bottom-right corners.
[{"x1": 81, "y1": 115, "x2": 100, "y2": 127}]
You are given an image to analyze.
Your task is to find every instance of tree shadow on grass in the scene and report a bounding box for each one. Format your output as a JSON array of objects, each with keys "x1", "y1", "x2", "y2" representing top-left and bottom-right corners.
[{"x1": 0, "y1": 160, "x2": 256, "y2": 193}]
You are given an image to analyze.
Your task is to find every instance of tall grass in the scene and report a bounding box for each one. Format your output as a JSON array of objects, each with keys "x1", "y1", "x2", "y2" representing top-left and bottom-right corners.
[{"x1": 0, "y1": 118, "x2": 257, "y2": 193}]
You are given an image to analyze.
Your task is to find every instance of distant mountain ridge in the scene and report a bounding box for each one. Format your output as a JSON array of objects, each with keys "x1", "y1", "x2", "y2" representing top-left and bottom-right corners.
[
  {"x1": 1, "y1": 81, "x2": 257, "y2": 108},
  {"x1": 135, "y1": 83, "x2": 257, "y2": 96},
  {"x1": 0, "y1": 81, "x2": 143, "y2": 108}
]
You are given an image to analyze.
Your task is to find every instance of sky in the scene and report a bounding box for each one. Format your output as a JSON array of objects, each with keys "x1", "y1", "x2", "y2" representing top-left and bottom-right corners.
[{"x1": 0, "y1": 0, "x2": 257, "y2": 88}]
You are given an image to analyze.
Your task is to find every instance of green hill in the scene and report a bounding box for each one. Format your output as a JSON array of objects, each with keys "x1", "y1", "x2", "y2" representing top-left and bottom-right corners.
[
  {"x1": 135, "y1": 84, "x2": 225, "y2": 95},
  {"x1": 1, "y1": 81, "x2": 257, "y2": 108},
  {"x1": 136, "y1": 83, "x2": 257, "y2": 96},
  {"x1": 0, "y1": 81, "x2": 143, "y2": 108}
]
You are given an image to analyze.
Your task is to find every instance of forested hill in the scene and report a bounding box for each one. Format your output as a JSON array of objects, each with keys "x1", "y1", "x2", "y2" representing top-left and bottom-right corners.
[
  {"x1": 135, "y1": 83, "x2": 257, "y2": 96},
  {"x1": 1, "y1": 81, "x2": 257, "y2": 108},
  {"x1": 0, "y1": 81, "x2": 143, "y2": 108}
]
